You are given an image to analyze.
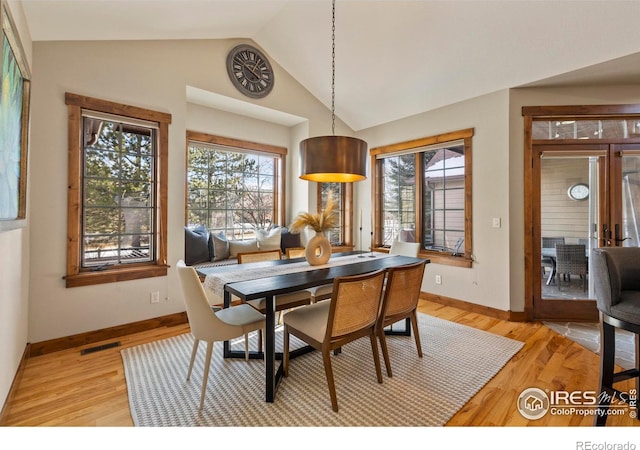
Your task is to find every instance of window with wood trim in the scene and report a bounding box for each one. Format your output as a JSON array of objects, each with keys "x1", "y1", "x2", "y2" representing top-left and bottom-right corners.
[
  {"x1": 318, "y1": 182, "x2": 353, "y2": 246},
  {"x1": 64, "y1": 93, "x2": 170, "y2": 287},
  {"x1": 372, "y1": 128, "x2": 473, "y2": 267},
  {"x1": 186, "y1": 131, "x2": 286, "y2": 239}
]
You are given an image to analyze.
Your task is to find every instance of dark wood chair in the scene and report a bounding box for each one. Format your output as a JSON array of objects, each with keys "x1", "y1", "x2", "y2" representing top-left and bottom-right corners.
[
  {"x1": 283, "y1": 269, "x2": 386, "y2": 412},
  {"x1": 377, "y1": 260, "x2": 428, "y2": 377}
]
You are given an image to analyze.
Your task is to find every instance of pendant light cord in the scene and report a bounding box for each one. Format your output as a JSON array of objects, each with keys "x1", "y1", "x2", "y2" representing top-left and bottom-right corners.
[{"x1": 331, "y1": 0, "x2": 336, "y2": 136}]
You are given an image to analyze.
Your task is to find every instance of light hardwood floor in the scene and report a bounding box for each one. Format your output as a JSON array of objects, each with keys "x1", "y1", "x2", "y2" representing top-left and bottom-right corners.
[{"x1": 2, "y1": 300, "x2": 638, "y2": 427}]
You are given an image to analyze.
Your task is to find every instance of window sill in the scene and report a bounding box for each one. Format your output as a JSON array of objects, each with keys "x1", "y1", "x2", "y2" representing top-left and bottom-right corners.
[
  {"x1": 64, "y1": 264, "x2": 169, "y2": 288},
  {"x1": 374, "y1": 247, "x2": 472, "y2": 268}
]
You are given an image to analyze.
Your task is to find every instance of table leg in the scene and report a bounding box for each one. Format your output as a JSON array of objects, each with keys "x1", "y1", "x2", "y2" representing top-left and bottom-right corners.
[
  {"x1": 265, "y1": 294, "x2": 276, "y2": 403},
  {"x1": 385, "y1": 318, "x2": 412, "y2": 336}
]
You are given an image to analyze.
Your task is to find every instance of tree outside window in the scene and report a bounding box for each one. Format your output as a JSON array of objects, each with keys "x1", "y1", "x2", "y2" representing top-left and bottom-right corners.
[
  {"x1": 82, "y1": 118, "x2": 155, "y2": 266},
  {"x1": 186, "y1": 131, "x2": 286, "y2": 239}
]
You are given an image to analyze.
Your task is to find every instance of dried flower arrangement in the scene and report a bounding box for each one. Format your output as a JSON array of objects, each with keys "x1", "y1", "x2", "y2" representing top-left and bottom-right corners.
[{"x1": 290, "y1": 191, "x2": 338, "y2": 234}]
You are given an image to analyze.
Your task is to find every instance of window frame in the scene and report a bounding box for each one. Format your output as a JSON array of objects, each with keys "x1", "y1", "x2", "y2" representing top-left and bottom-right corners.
[
  {"x1": 317, "y1": 182, "x2": 354, "y2": 249},
  {"x1": 371, "y1": 128, "x2": 474, "y2": 267},
  {"x1": 64, "y1": 93, "x2": 171, "y2": 287},
  {"x1": 185, "y1": 130, "x2": 287, "y2": 236}
]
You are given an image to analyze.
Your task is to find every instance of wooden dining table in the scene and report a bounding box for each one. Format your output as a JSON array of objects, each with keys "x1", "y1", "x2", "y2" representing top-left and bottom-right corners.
[{"x1": 197, "y1": 251, "x2": 428, "y2": 402}]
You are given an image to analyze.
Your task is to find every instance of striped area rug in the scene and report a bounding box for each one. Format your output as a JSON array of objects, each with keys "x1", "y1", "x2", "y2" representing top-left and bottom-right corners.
[{"x1": 121, "y1": 313, "x2": 523, "y2": 426}]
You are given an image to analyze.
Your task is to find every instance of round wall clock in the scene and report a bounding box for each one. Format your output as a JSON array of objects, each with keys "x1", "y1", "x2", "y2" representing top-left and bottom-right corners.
[
  {"x1": 226, "y1": 44, "x2": 274, "y2": 99},
  {"x1": 568, "y1": 183, "x2": 589, "y2": 201}
]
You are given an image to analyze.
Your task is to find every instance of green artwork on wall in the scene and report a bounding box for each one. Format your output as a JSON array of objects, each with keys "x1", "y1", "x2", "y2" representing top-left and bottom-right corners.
[{"x1": 0, "y1": 30, "x2": 24, "y2": 220}]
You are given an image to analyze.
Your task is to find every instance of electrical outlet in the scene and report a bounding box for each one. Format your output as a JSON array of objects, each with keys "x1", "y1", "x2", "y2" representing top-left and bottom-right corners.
[
  {"x1": 435, "y1": 275, "x2": 442, "y2": 285},
  {"x1": 150, "y1": 291, "x2": 160, "y2": 304},
  {"x1": 492, "y1": 217, "x2": 501, "y2": 228}
]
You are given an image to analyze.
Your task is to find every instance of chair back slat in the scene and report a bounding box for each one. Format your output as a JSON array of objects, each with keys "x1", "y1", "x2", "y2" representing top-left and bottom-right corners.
[
  {"x1": 381, "y1": 261, "x2": 427, "y2": 318},
  {"x1": 238, "y1": 249, "x2": 282, "y2": 263},
  {"x1": 285, "y1": 247, "x2": 306, "y2": 259},
  {"x1": 555, "y1": 244, "x2": 587, "y2": 276},
  {"x1": 328, "y1": 270, "x2": 385, "y2": 339}
]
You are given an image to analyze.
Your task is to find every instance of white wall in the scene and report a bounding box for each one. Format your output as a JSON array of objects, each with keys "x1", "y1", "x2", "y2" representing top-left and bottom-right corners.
[
  {"x1": 357, "y1": 90, "x2": 512, "y2": 312},
  {"x1": 27, "y1": 38, "x2": 335, "y2": 343},
  {"x1": 0, "y1": 0, "x2": 32, "y2": 411}
]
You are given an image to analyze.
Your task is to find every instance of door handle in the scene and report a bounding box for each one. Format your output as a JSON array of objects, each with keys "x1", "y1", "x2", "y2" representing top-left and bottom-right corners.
[{"x1": 614, "y1": 224, "x2": 631, "y2": 244}]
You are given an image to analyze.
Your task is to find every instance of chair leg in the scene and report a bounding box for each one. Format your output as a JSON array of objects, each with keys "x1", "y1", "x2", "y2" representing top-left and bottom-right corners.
[
  {"x1": 283, "y1": 325, "x2": 290, "y2": 377},
  {"x1": 378, "y1": 328, "x2": 393, "y2": 377},
  {"x1": 369, "y1": 330, "x2": 383, "y2": 384},
  {"x1": 322, "y1": 348, "x2": 339, "y2": 412},
  {"x1": 187, "y1": 338, "x2": 199, "y2": 381},
  {"x1": 410, "y1": 311, "x2": 423, "y2": 358},
  {"x1": 595, "y1": 320, "x2": 616, "y2": 426},
  {"x1": 199, "y1": 341, "x2": 214, "y2": 412},
  {"x1": 257, "y1": 329, "x2": 263, "y2": 355},
  {"x1": 244, "y1": 333, "x2": 249, "y2": 361}
]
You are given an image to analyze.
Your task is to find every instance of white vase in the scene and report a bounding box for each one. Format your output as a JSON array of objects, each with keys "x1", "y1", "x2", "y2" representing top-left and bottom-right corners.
[{"x1": 305, "y1": 232, "x2": 332, "y2": 266}]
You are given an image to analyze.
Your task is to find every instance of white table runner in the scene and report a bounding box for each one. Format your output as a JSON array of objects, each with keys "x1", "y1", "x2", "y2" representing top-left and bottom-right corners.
[{"x1": 204, "y1": 253, "x2": 389, "y2": 300}]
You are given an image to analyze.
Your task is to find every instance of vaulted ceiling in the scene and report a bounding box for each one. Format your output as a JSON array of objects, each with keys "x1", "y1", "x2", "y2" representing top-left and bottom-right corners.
[{"x1": 18, "y1": 0, "x2": 640, "y2": 131}]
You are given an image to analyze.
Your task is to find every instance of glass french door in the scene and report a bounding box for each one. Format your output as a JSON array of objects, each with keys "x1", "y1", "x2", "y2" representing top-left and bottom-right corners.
[
  {"x1": 533, "y1": 145, "x2": 606, "y2": 321},
  {"x1": 524, "y1": 106, "x2": 640, "y2": 322},
  {"x1": 532, "y1": 143, "x2": 640, "y2": 320}
]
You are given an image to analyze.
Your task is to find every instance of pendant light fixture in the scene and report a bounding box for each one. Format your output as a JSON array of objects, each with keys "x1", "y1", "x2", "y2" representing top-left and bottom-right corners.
[{"x1": 299, "y1": 0, "x2": 368, "y2": 183}]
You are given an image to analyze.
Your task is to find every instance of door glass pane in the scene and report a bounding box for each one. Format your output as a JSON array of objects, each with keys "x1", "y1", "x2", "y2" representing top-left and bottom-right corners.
[
  {"x1": 621, "y1": 154, "x2": 640, "y2": 247},
  {"x1": 532, "y1": 119, "x2": 640, "y2": 140},
  {"x1": 540, "y1": 157, "x2": 597, "y2": 300}
]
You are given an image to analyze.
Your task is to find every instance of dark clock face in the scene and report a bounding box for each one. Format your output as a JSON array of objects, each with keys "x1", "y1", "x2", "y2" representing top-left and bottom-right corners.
[{"x1": 226, "y1": 45, "x2": 274, "y2": 99}]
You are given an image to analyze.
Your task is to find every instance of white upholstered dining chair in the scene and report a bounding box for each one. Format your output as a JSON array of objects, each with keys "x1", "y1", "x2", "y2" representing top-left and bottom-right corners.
[
  {"x1": 176, "y1": 260, "x2": 265, "y2": 412},
  {"x1": 389, "y1": 240, "x2": 420, "y2": 257}
]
